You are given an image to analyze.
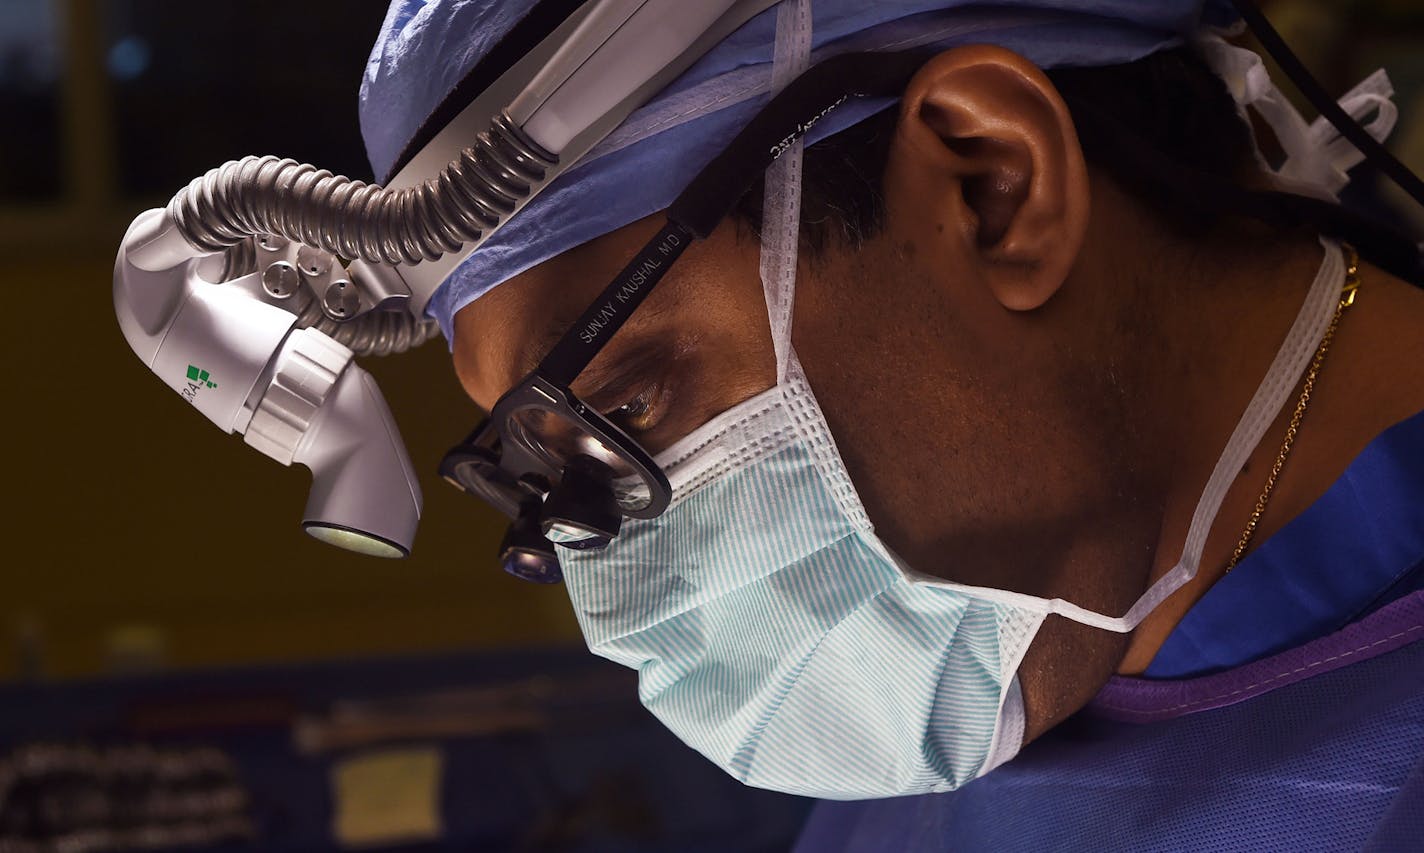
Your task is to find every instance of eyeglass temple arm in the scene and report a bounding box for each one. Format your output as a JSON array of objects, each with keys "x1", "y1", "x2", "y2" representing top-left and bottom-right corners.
[
  {"x1": 538, "y1": 220, "x2": 694, "y2": 387},
  {"x1": 669, "y1": 50, "x2": 931, "y2": 238},
  {"x1": 537, "y1": 50, "x2": 932, "y2": 387}
]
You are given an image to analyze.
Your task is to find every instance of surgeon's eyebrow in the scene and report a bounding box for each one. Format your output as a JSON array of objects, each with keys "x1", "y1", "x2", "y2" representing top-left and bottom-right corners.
[{"x1": 515, "y1": 308, "x2": 578, "y2": 379}]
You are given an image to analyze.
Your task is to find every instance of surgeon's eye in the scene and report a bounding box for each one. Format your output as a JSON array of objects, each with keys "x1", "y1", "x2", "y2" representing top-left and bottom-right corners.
[{"x1": 604, "y1": 386, "x2": 663, "y2": 435}]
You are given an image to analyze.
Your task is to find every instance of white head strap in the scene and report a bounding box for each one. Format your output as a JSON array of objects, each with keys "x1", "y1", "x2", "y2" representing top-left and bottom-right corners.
[{"x1": 761, "y1": 0, "x2": 814, "y2": 381}]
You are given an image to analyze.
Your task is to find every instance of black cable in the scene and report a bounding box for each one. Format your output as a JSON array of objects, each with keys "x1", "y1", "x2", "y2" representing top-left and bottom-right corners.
[
  {"x1": 671, "y1": 50, "x2": 932, "y2": 238},
  {"x1": 1231, "y1": 0, "x2": 1424, "y2": 211}
]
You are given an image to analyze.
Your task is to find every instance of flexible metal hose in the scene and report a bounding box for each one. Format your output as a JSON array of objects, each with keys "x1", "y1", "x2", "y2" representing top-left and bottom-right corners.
[
  {"x1": 295, "y1": 301, "x2": 442, "y2": 357},
  {"x1": 172, "y1": 114, "x2": 554, "y2": 265},
  {"x1": 184, "y1": 112, "x2": 552, "y2": 356},
  {"x1": 219, "y1": 240, "x2": 441, "y2": 358}
]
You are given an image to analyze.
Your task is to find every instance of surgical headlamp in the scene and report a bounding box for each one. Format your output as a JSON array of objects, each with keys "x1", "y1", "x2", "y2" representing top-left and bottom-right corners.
[
  {"x1": 113, "y1": 0, "x2": 1424, "y2": 571},
  {"x1": 113, "y1": 0, "x2": 786, "y2": 558}
]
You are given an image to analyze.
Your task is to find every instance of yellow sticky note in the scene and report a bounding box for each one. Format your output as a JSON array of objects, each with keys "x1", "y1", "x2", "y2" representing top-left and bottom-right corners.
[{"x1": 332, "y1": 746, "x2": 443, "y2": 847}]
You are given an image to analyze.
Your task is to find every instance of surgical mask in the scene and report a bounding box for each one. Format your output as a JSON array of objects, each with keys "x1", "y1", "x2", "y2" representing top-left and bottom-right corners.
[{"x1": 553, "y1": 3, "x2": 1353, "y2": 800}]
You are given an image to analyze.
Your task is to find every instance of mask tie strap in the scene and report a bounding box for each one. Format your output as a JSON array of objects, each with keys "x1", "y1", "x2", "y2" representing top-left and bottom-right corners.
[
  {"x1": 762, "y1": 0, "x2": 812, "y2": 383},
  {"x1": 910, "y1": 240, "x2": 1347, "y2": 633},
  {"x1": 1073, "y1": 238, "x2": 1346, "y2": 632}
]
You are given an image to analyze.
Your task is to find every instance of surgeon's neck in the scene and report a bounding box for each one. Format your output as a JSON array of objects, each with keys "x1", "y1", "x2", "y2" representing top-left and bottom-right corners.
[{"x1": 1119, "y1": 228, "x2": 1424, "y2": 674}]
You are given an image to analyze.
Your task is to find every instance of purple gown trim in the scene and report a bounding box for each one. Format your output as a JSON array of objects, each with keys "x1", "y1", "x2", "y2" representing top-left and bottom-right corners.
[{"x1": 1089, "y1": 590, "x2": 1424, "y2": 723}]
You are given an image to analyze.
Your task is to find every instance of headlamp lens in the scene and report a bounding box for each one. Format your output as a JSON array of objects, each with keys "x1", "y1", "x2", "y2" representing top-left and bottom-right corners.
[{"x1": 304, "y1": 523, "x2": 407, "y2": 559}]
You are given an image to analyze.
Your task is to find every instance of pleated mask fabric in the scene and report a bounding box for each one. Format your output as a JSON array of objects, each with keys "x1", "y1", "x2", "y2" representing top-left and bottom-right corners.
[{"x1": 559, "y1": 362, "x2": 1045, "y2": 799}]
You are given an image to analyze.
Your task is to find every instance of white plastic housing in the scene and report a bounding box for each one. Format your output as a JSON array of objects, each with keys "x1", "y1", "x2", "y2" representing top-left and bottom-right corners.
[
  {"x1": 387, "y1": 0, "x2": 777, "y2": 317},
  {"x1": 294, "y1": 365, "x2": 422, "y2": 557},
  {"x1": 114, "y1": 208, "x2": 422, "y2": 557},
  {"x1": 115, "y1": 209, "x2": 297, "y2": 434}
]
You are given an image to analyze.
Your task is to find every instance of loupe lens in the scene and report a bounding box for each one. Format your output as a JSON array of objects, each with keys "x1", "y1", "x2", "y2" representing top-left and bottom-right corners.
[
  {"x1": 441, "y1": 442, "x2": 536, "y2": 518},
  {"x1": 507, "y1": 406, "x2": 655, "y2": 513},
  {"x1": 610, "y1": 474, "x2": 652, "y2": 511},
  {"x1": 499, "y1": 503, "x2": 562, "y2": 583},
  {"x1": 501, "y1": 546, "x2": 563, "y2": 583},
  {"x1": 544, "y1": 521, "x2": 611, "y2": 551}
]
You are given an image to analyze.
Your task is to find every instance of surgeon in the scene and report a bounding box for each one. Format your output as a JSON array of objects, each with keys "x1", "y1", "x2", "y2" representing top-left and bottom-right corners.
[{"x1": 361, "y1": 0, "x2": 1424, "y2": 847}]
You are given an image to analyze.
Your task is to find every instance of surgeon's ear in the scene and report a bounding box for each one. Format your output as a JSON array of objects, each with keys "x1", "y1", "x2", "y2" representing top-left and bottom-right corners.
[{"x1": 886, "y1": 45, "x2": 1089, "y2": 311}]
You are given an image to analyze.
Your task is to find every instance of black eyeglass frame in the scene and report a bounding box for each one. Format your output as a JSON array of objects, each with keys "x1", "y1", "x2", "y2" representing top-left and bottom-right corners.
[
  {"x1": 438, "y1": 218, "x2": 693, "y2": 524},
  {"x1": 438, "y1": 50, "x2": 935, "y2": 531}
]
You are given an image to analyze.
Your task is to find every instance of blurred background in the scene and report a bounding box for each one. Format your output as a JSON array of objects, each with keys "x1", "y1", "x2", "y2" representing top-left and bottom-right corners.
[{"x1": 0, "y1": 0, "x2": 1421, "y2": 850}]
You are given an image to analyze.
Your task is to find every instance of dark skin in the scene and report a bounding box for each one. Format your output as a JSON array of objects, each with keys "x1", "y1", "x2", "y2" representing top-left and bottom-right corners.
[{"x1": 455, "y1": 46, "x2": 1424, "y2": 742}]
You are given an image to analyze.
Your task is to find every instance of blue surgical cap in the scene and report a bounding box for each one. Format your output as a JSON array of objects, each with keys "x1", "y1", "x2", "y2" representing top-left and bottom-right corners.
[{"x1": 361, "y1": 0, "x2": 1234, "y2": 342}]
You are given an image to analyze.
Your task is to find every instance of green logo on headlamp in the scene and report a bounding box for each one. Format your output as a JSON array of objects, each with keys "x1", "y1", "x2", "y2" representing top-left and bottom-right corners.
[
  {"x1": 186, "y1": 365, "x2": 217, "y2": 389},
  {"x1": 181, "y1": 365, "x2": 217, "y2": 404}
]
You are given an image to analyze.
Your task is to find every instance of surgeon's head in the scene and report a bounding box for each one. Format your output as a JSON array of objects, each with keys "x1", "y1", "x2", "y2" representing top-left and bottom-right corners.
[
  {"x1": 363, "y1": 0, "x2": 1420, "y2": 794},
  {"x1": 448, "y1": 38, "x2": 1294, "y2": 737}
]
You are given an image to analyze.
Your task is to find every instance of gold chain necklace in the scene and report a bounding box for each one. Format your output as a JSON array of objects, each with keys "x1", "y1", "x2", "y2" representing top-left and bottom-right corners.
[{"x1": 1225, "y1": 244, "x2": 1361, "y2": 573}]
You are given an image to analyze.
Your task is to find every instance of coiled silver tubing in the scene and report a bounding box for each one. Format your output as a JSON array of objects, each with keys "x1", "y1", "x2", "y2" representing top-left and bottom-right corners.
[
  {"x1": 171, "y1": 113, "x2": 555, "y2": 264},
  {"x1": 295, "y1": 300, "x2": 443, "y2": 358},
  {"x1": 219, "y1": 240, "x2": 442, "y2": 358},
  {"x1": 174, "y1": 112, "x2": 554, "y2": 357}
]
